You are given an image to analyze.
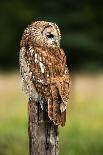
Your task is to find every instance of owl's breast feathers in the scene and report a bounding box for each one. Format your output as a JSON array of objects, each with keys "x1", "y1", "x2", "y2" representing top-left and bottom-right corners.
[{"x1": 20, "y1": 45, "x2": 70, "y2": 126}]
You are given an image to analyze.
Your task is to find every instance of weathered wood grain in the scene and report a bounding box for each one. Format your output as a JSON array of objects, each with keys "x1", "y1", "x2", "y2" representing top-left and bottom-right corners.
[{"x1": 28, "y1": 98, "x2": 59, "y2": 155}]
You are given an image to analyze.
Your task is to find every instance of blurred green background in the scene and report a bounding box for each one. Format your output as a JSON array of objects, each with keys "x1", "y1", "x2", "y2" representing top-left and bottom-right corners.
[{"x1": 0, "y1": 0, "x2": 103, "y2": 155}]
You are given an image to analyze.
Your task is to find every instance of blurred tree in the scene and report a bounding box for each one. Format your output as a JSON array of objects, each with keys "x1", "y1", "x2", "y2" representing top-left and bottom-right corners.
[{"x1": 0, "y1": 0, "x2": 103, "y2": 71}]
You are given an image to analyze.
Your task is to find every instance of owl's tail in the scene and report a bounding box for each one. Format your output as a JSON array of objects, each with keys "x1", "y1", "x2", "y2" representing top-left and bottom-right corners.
[{"x1": 48, "y1": 84, "x2": 66, "y2": 126}]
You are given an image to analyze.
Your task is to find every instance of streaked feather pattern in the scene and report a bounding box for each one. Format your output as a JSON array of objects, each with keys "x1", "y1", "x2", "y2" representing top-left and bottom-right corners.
[{"x1": 20, "y1": 21, "x2": 70, "y2": 126}]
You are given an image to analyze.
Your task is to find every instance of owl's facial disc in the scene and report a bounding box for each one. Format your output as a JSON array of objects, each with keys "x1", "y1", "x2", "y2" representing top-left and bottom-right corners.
[
  {"x1": 42, "y1": 26, "x2": 60, "y2": 47},
  {"x1": 46, "y1": 32, "x2": 58, "y2": 46}
]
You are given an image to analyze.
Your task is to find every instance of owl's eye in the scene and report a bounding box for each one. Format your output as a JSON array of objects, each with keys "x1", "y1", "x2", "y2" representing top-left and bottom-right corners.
[{"x1": 47, "y1": 34, "x2": 54, "y2": 38}]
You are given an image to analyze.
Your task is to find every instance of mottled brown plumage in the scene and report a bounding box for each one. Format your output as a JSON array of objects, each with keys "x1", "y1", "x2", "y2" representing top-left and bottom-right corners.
[{"x1": 20, "y1": 21, "x2": 70, "y2": 126}]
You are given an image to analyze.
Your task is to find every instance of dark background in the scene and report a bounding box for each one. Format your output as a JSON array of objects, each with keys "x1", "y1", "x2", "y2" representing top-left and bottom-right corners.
[{"x1": 0, "y1": 0, "x2": 103, "y2": 72}]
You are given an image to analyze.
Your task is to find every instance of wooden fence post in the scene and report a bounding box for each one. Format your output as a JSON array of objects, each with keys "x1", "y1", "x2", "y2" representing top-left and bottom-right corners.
[{"x1": 28, "y1": 98, "x2": 59, "y2": 155}]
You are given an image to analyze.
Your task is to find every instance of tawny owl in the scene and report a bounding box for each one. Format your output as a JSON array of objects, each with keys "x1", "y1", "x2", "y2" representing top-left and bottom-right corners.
[{"x1": 20, "y1": 21, "x2": 70, "y2": 126}]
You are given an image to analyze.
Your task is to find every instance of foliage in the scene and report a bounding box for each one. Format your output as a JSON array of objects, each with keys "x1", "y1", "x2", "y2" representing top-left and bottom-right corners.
[{"x1": 0, "y1": 0, "x2": 103, "y2": 70}]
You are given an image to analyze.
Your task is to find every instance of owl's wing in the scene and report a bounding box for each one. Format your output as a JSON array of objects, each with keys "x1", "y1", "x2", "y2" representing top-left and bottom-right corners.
[{"x1": 48, "y1": 49, "x2": 70, "y2": 126}]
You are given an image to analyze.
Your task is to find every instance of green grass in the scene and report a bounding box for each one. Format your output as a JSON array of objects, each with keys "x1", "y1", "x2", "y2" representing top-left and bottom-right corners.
[
  {"x1": 60, "y1": 100, "x2": 103, "y2": 155},
  {"x1": 0, "y1": 73, "x2": 103, "y2": 155}
]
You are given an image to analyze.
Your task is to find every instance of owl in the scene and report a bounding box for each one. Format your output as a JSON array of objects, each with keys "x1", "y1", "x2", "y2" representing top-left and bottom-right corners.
[{"x1": 20, "y1": 21, "x2": 70, "y2": 126}]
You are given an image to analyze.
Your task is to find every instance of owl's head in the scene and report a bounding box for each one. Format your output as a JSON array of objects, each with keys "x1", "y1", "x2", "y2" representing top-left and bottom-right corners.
[{"x1": 22, "y1": 21, "x2": 61, "y2": 48}]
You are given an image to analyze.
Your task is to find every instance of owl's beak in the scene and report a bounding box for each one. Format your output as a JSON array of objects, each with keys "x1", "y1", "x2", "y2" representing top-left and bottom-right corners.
[
  {"x1": 52, "y1": 38, "x2": 58, "y2": 46},
  {"x1": 52, "y1": 40, "x2": 57, "y2": 45}
]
